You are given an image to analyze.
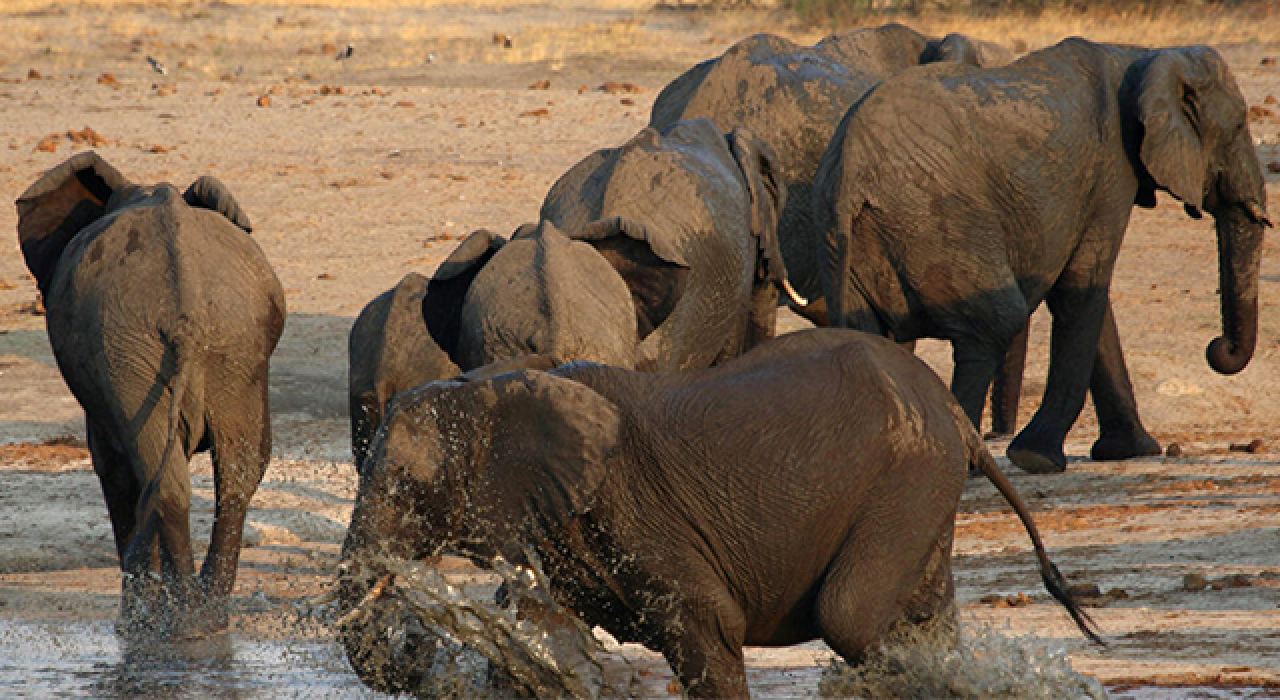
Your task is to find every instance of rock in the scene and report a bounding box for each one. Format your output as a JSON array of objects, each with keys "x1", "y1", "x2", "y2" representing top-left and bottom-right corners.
[
  {"x1": 493, "y1": 33, "x2": 513, "y2": 48},
  {"x1": 27, "y1": 69, "x2": 42, "y2": 80},
  {"x1": 1266, "y1": 95, "x2": 1278, "y2": 105},
  {"x1": 1068, "y1": 583, "x2": 1101, "y2": 598},
  {"x1": 620, "y1": 97, "x2": 635, "y2": 106},
  {"x1": 1249, "y1": 105, "x2": 1275, "y2": 120},
  {"x1": 1007, "y1": 592, "x2": 1032, "y2": 607},
  {"x1": 599, "y1": 81, "x2": 643, "y2": 95},
  {"x1": 97, "y1": 72, "x2": 119, "y2": 88},
  {"x1": 317, "y1": 273, "x2": 334, "y2": 280},
  {"x1": 393, "y1": 101, "x2": 415, "y2": 108},
  {"x1": 321, "y1": 42, "x2": 337, "y2": 56},
  {"x1": 529, "y1": 79, "x2": 550, "y2": 90},
  {"x1": 1226, "y1": 439, "x2": 1265, "y2": 454},
  {"x1": 146, "y1": 144, "x2": 170, "y2": 154},
  {"x1": 519, "y1": 108, "x2": 550, "y2": 118},
  {"x1": 35, "y1": 135, "x2": 59, "y2": 153},
  {"x1": 257, "y1": 95, "x2": 272, "y2": 107},
  {"x1": 1182, "y1": 573, "x2": 1208, "y2": 591},
  {"x1": 1262, "y1": 57, "x2": 1277, "y2": 66},
  {"x1": 1166, "y1": 442, "x2": 1183, "y2": 458},
  {"x1": 1226, "y1": 574, "x2": 1253, "y2": 588}
]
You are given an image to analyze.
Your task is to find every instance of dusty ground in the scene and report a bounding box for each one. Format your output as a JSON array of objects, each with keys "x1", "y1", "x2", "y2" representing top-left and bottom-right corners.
[{"x1": 1, "y1": 1, "x2": 1279, "y2": 696}]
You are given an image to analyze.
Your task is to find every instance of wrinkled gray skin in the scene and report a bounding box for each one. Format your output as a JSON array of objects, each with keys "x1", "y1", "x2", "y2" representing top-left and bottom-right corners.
[
  {"x1": 15, "y1": 151, "x2": 286, "y2": 638},
  {"x1": 650, "y1": 23, "x2": 1013, "y2": 303},
  {"x1": 338, "y1": 329, "x2": 1097, "y2": 698},
  {"x1": 815, "y1": 39, "x2": 1271, "y2": 474},
  {"x1": 449, "y1": 118, "x2": 787, "y2": 373},
  {"x1": 349, "y1": 273, "x2": 459, "y2": 469}
]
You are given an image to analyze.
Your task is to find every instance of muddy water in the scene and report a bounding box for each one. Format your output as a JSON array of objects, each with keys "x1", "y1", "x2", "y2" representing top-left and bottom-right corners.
[
  {"x1": 0, "y1": 618, "x2": 376, "y2": 699},
  {"x1": 0, "y1": 613, "x2": 1257, "y2": 698}
]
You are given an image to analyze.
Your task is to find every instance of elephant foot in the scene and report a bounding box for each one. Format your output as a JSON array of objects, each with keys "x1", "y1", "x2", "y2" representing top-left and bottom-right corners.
[
  {"x1": 1006, "y1": 433, "x2": 1067, "y2": 474},
  {"x1": 1091, "y1": 430, "x2": 1162, "y2": 462}
]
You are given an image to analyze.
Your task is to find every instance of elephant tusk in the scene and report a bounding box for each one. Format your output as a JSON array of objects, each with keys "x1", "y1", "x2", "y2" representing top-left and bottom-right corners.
[
  {"x1": 335, "y1": 573, "x2": 396, "y2": 628},
  {"x1": 1244, "y1": 200, "x2": 1273, "y2": 228},
  {"x1": 780, "y1": 278, "x2": 809, "y2": 307}
]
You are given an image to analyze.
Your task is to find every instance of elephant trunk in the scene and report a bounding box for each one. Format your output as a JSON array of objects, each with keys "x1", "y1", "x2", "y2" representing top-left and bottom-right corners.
[{"x1": 1206, "y1": 204, "x2": 1267, "y2": 375}]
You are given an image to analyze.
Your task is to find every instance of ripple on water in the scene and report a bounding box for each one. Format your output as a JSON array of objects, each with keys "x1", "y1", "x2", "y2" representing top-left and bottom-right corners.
[{"x1": 0, "y1": 618, "x2": 377, "y2": 699}]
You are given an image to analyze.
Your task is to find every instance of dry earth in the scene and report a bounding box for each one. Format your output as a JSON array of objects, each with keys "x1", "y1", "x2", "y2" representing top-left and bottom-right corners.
[{"x1": 1, "y1": 1, "x2": 1279, "y2": 697}]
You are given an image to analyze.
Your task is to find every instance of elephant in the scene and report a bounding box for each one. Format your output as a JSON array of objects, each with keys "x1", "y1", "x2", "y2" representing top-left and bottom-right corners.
[
  {"x1": 813, "y1": 39, "x2": 1271, "y2": 474},
  {"x1": 337, "y1": 328, "x2": 1099, "y2": 698},
  {"x1": 15, "y1": 152, "x2": 286, "y2": 638},
  {"x1": 403, "y1": 118, "x2": 787, "y2": 376},
  {"x1": 650, "y1": 23, "x2": 1013, "y2": 305}
]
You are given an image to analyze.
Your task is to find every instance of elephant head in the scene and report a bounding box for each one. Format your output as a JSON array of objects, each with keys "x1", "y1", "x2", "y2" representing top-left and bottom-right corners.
[
  {"x1": 16, "y1": 151, "x2": 254, "y2": 293},
  {"x1": 338, "y1": 369, "x2": 619, "y2": 692},
  {"x1": 455, "y1": 220, "x2": 650, "y2": 369},
  {"x1": 1130, "y1": 47, "x2": 1271, "y2": 375}
]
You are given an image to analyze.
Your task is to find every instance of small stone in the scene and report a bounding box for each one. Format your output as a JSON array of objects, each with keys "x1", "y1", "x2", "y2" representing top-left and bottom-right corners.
[
  {"x1": 1165, "y1": 442, "x2": 1183, "y2": 458},
  {"x1": 620, "y1": 97, "x2": 635, "y2": 106},
  {"x1": 493, "y1": 33, "x2": 513, "y2": 48},
  {"x1": 1262, "y1": 57, "x2": 1277, "y2": 66},
  {"x1": 321, "y1": 42, "x2": 337, "y2": 56},
  {"x1": 317, "y1": 273, "x2": 334, "y2": 280},
  {"x1": 97, "y1": 72, "x2": 118, "y2": 88},
  {"x1": 519, "y1": 108, "x2": 550, "y2": 118},
  {"x1": 146, "y1": 144, "x2": 170, "y2": 154},
  {"x1": 1248, "y1": 105, "x2": 1275, "y2": 120},
  {"x1": 1182, "y1": 573, "x2": 1208, "y2": 591},
  {"x1": 393, "y1": 101, "x2": 415, "y2": 108},
  {"x1": 1226, "y1": 573, "x2": 1253, "y2": 588},
  {"x1": 529, "y1": 79, "x2": 550, "y2": 90},
  {"x1": 257, "y1": 95, "x2": 272, "y2": 107},
  {"x1": 1006, "y1": 592, "x2": 1032, "y2": 607},
  {"x1": 1068, "y1": 582, "x2": 1101, "y2": 598},
  {"x1": 1266, "y1": 95, "x2": 1278, "y2": 105},
  {"x1": 27, "y1": 68, "x2": 41, "y2": 80},
  {"x1": 35, "y1": 134, "x2": 59, "y2": 153}
]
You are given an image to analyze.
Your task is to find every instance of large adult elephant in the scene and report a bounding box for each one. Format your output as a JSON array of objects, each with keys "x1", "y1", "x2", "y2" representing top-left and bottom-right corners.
[
  {"x1": 336, "y1": 328, "x2": 1098, "y2": 698},
  {"x1": 814, "y1": 39, "x2": 1271, "y2": 474},
  {"x1": 650, "y1": 23, "x2": 1013, "y2": 304},
  {"x1": 436, "y1": 119, "x2": 784, "y2": 372},
  {"x1": 15, "y1": 152, "x2": 286, "y2": 637}
]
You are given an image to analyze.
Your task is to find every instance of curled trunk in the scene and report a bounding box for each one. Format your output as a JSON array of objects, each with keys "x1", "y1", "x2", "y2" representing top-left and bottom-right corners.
[{"x1": 1206, "y1": 204, "x2": 1265, "y2": 375}]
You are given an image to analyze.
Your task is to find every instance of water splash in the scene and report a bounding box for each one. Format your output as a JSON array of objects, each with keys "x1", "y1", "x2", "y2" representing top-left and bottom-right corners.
[
  {"x1": 819, "y1": 618, "x2": 1107, "y2": 699},
  {"x1": 343, "y1": 552, "x2": 641, "y2": 698}
]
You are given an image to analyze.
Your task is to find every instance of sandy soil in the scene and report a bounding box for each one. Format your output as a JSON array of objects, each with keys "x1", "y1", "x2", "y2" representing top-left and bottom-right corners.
[{"x1": 1, "y1": 1, "x2": 1279, "y2": 696}]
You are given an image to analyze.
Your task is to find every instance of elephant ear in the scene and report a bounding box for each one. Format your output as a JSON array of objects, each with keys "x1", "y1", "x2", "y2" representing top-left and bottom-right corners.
[
  {"x1": 726, "y1": 127, "x2": 786, "y2": 286},
  {"x1": 469, "y1": 370, "x2": 619, "y2": 543},
  {"x1": 424, "y1": 228, "x2": 508, "y2": 363},
  {"x1": 1135, "y1": 50, "x2": 1215, "y2": 211},
  {"x1": 578, "y1": 216, "x2": 691, "y2": 341},
  {"x1": 183, "y1": 175, "x2": 252, "y2": 233},
  {"x1": 15, "y1": 151, "x2": 129, "y2": 292}
]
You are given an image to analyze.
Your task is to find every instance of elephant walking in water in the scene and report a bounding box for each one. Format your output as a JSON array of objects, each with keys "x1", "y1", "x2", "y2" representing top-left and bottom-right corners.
[
  {"x1": 337, "y1": 329, "x2": 1099, "y2": 698},
  {"x1": 16, "y1": 152, "x2": 286, "y2": 638},
  {"x1": 814, "y1": 39, "x2": 1270, "y2": 473}
]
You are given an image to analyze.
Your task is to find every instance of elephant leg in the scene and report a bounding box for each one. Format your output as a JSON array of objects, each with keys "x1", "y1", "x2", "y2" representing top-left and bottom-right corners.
[
  {"x1": 119, "y1": 425, "x2": 197, "y2": 636},
  {"x1": 1088, "y1": 303, "x2": 1162, "y2": 461},
  {"x1": 659, "y1": 589, "x2": 749, "y2": 699},
  {"x1": 1008, "y1": 283, "x2": 1111, "y2": 474},
  {"x1": 88, "y1": 420, "x2": 141, "y2": 562},
  {"x1": 199, "y1": 381, "x2": 271, "y2": 628},
  {"x1": 949, "y1": 338, "x2": 1004, "y2": 433},
  {"x1": 988, "y1": 323, "x2": 1030, "y2": 438},
  {"x1": 816, "y1": 466, "x2": 960, "y2": 666}
]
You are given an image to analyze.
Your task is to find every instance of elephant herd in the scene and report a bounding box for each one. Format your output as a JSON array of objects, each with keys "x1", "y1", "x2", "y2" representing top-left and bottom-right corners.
[{"x1": 13, "y1": 20, "x2": 1267, "y2": 698}]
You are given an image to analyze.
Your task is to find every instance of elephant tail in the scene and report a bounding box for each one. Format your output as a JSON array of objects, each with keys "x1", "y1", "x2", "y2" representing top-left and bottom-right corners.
[
  {"x1": 158, "y1": 317, "x2": 196, "y2": 483},
  {"x1": 961, "y1": 411, "x2": 1105, "y2": 646}
]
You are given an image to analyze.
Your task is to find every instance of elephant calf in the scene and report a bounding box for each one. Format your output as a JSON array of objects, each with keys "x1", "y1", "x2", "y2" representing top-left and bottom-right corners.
[
  {"x1": 338, "y1": 328, "x2": 1098, "y2": 698},
  {"x1": 16, "y1": 152, "x2": 285, "y2": 638}
]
